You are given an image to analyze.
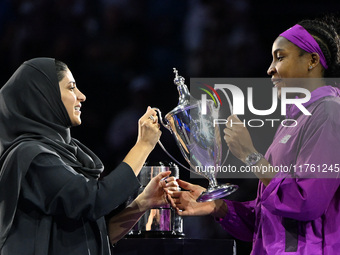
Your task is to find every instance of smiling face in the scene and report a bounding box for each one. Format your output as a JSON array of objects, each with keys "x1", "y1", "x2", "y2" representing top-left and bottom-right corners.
[
  {"x1": 267, "y1": 36, "x2": 314, "y2": 99},
  {"x1": 59, "y1": 69, "x2": 86, "y2": 126}
]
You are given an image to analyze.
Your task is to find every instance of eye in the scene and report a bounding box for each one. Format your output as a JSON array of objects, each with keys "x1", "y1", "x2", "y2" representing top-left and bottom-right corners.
[
  {"x1": 69, "y1": 86, "x2": 75, "y2": 91},
  {"x1": 277, "y1": 56, "x2": 284, "y2": 61}
]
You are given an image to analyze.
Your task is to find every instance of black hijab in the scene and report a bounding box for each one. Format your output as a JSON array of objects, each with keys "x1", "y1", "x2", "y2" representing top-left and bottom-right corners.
[{"x1": 0, "y1": 58, "x2": 104, "y2": 249}]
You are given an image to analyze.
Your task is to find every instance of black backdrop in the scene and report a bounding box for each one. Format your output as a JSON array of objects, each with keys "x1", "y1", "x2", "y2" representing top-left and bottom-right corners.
[{"x1": 0, "y1": 1, "x2": 338, "y2": 254}]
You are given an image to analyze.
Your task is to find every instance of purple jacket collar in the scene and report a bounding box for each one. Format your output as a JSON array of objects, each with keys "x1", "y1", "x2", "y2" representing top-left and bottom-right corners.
[{"x1": 286, "y1": 85, "x2": 340, "y2": 119}]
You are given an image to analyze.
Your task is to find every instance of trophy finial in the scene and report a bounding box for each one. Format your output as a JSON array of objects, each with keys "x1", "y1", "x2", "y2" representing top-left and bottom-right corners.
[
  {"x1": 173, "y1": 68, "x2": 178, "y2": 77},
  {"x1": 173, "y1": 67, "x2": 185, "y2": 86}
]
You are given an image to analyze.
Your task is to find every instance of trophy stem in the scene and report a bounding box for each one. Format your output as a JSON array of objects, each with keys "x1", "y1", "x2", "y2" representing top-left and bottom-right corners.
[{"x1": 208, "y1": 176, "x2": 218, "y2": 188}]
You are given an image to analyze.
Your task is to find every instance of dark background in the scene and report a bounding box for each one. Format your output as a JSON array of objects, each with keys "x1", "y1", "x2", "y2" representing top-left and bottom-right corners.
[{"x1": 0, "y1": 1, "x2": 338, "y2": 254}]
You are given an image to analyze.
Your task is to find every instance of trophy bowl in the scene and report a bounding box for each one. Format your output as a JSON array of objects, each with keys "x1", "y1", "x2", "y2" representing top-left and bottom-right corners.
[{"x1": 154, "y1": 68, "x2": 238, "y2": 202}]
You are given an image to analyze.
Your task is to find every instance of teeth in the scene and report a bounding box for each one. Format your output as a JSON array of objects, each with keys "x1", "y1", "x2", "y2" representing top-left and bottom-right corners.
[
  {"x1": 75, "y1": 107, "x2": 80, "y2": 111},
  {"x1": 273, "y1": 80, "x2": 282, "y2": 85}
]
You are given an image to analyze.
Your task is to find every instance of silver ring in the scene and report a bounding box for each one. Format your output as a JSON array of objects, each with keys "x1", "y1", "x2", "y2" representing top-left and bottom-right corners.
[{"x1": 149, "y1": 115, "x2": 155, "y2": 122}]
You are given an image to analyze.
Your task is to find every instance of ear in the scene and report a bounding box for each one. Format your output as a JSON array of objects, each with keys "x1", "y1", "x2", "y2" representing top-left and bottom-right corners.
[
  {"x1": 308, "y1": 53, "x2": 325, "y2": 77},
  {"x1": 309, "y1": 53, "x2": 321, "y2": 69}
]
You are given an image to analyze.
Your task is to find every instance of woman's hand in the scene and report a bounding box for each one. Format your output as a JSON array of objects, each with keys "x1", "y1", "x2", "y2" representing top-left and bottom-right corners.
[
  {"x1": 123, "y1": 107, "x2": 162, "y2": 176},
  {"x1": 136, "y1": 106, "x2": 161, "y2": 150},
  {"x1": 223, "y1": 114, "x2": 257, "y2": 162},
  {"x1": 136, "y1": 171, "x2": 178, "y2": 212},
  {"x1": 167, "y1": 179, "x2": 217, "y2": 216},
  {"x1": 168, "y1": 179, "x2": 229, "y2": 218},
  {"x1": 108, "y1": 171, "x2": 178, "y2": 244},
  {"x1": 223, "y1": 115, "x2": 275, "y2": 186}
]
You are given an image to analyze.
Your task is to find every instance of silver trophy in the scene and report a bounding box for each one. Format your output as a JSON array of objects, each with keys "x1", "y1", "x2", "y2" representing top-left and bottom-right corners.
[{"x1": 154, "y1": 68, "x2": 238, "y2": 202}]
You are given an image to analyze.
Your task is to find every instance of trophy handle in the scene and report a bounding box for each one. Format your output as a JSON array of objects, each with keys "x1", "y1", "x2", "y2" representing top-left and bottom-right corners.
[
  {"x1": 157, "y1": 140, "x2": 193, "y2": 172},
  {"x1": 151, "y1": 108, "x2": 170, "y2": 131},
  {"x1": 151, "y1": 107, "x2": 196, "y2": 173}
]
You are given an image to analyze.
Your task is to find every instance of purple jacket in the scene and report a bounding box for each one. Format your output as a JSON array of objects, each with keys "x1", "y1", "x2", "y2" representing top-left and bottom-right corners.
[{"x1": 217, "y1": 86, "x2": 340, "y2": 254}]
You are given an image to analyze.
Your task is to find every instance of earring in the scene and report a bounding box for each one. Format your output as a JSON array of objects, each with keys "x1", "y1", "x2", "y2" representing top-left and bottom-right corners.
[{"x1": 309, "y1": 66, "x2": 313, "y2": 69}]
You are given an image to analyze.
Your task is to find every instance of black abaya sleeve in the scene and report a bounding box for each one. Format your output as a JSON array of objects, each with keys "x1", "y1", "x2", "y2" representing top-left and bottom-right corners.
[{"x1": 23, "y1": 153, "x2": 141, "y2": 221}]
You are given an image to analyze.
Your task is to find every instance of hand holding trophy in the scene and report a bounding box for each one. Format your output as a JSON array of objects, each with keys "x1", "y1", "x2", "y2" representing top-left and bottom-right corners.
[{"x1": 153, "y1": 69, "x2": 238, "y2": 202}]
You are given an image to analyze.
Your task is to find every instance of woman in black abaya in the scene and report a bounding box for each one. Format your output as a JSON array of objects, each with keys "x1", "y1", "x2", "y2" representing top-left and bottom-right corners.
[{"x1": 0, "y1": 58, "x2": 172, "y2": 255}]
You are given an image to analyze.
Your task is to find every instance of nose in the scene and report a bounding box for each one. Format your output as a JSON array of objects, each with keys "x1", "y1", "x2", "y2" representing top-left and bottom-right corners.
[
  {"x1": 77, "y1": 89, "x2": 86, "y2": 102},
  {"x1": 267, "y1": 65, "x2": 276, "y2": 76}
]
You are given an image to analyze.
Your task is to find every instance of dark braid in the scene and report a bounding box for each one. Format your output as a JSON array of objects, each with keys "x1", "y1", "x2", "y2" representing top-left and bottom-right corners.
[{"x1": 298, "y1": 15, "x2": 340, "y2": 78}]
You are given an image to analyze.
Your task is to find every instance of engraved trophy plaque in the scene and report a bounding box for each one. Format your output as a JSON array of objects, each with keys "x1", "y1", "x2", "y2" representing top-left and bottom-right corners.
[{"x1": 154, "y1": 69, "x2": 238, "y2": 202}]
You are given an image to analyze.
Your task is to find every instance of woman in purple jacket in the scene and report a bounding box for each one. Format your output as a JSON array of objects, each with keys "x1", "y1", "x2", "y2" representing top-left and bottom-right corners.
[{"x1": 169, "y1": 16, "x2": 340, "y2": 254}]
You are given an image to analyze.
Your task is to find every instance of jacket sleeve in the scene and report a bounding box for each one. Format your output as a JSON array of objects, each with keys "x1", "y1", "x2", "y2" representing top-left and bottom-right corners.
[
  {"x1": 262, "y1": 108, "x2": 340, "y2": 221},
  {"x1": 21, "y1": 153, "x2": 141, "y2": 221},
  {"x1": 215, "y1": 199, "x2": 256, "y2": 242}
]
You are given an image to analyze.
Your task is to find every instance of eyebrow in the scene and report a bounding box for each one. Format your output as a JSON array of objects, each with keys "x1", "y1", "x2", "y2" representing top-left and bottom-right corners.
[
  {"x1": 273, "y1": 48, "x2": 285, "y2": 55},
  {"x1": 68, "y1": 81, "x2": 76, "y2": 85}
]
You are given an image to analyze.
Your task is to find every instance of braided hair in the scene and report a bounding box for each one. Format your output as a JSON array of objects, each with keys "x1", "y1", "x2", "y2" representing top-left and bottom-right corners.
[{"x1": 298, "y1": 15, "x2": 340, "y2": 78}]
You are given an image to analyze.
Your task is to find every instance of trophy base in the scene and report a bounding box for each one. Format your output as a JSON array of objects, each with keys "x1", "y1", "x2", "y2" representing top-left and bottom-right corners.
[{"x1": 196, "y1": 183, "x2": 238, "y2": 202}]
